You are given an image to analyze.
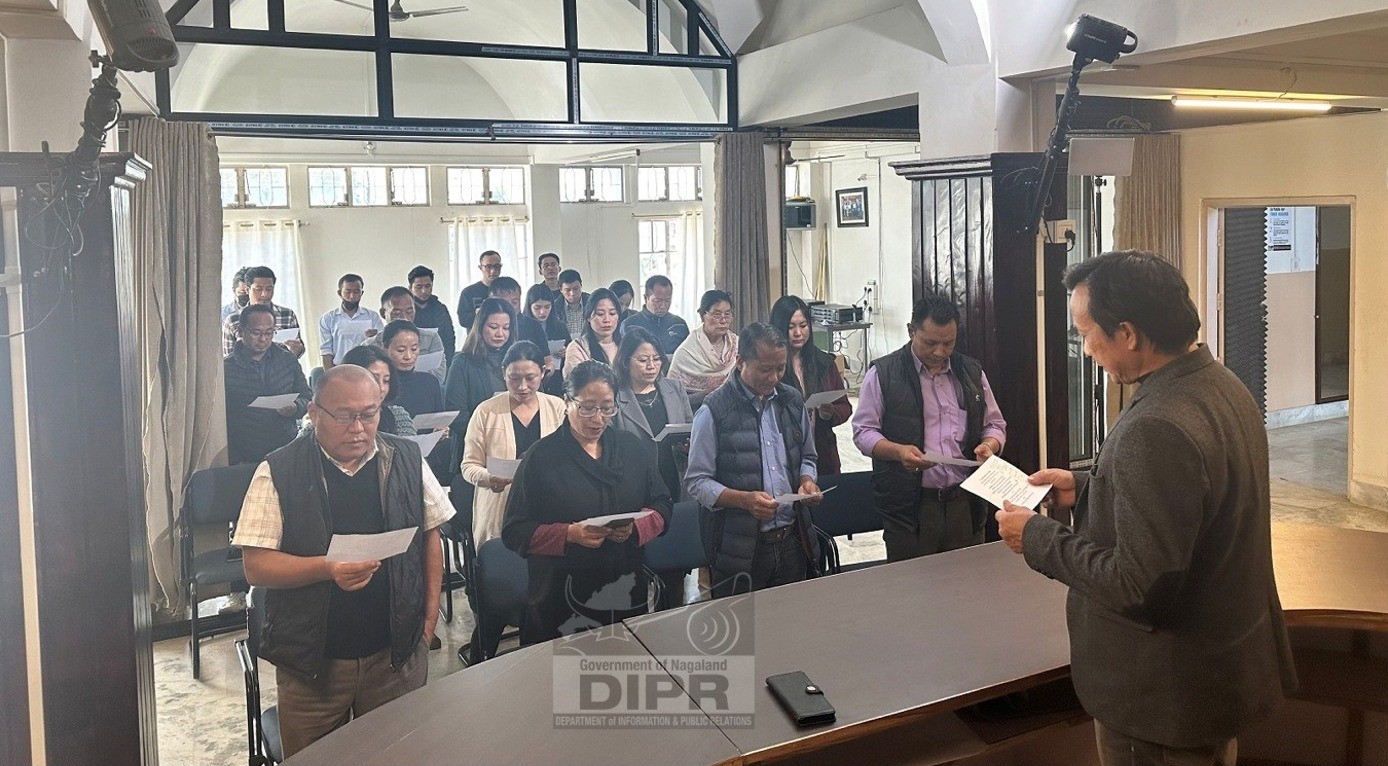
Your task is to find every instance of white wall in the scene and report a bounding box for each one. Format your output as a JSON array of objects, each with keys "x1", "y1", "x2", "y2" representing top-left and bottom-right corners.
[{"x1": 1181, "y1": 110, "x2": 1388, "y2": 510}]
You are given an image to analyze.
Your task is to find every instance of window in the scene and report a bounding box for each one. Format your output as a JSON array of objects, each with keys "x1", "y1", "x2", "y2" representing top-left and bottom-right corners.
[
  {"x1": 785, "y1": 165, "x2": 812, "y2": 199},
  {"x1": 219, "y1": 167, "x2": 289, "y2": 208},
  {"x1": 560, "y1": 166, "x2": 625, "y2": 203},
  {"x1": 390, "y1": 167, "x2": 429, "y2": 205},
  {"x1": 446, "y1": 166, "x2": 526, "y2": 205},
  {"x1": 638, "y1": 217, "x2": 681, "y2": 295},
  {"x1": 308, "y1": 166, "x2": 428, "y2": 207},
  {"x1": 638, "y1": 165, "x2": 701, "y2": 202}
]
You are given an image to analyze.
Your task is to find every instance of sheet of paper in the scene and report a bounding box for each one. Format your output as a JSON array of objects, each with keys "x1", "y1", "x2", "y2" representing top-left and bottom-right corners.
[
  {"x1": 486, "y1": 456, "x2": 522, "y2": 480},
  {"x1": 653, "y1": 422, "x2": 693, "y2": 442},
  {"x1": 418, "y1": 327, "x2": 439, "y2": 338},
  {"x1": 411, "y1": 410, "x2": 458, "y2": 432},
  {"x1": 247, "y1": 393, "x2": 300, "y2": 410},
  {"x1": 414, "y1": 350, "x2": 445, "y2": 373},
  {"x1": 923, "y1": 450, "x2": 982, "y2": 468},
  {"x1": 803, "y1": 389, "x2": 847, "y2": 409},
  {"x1": 547, "y1": 339, "x2": 568, "y2": 355},
  {"x1": 325, "y1": 527, "x2": 418, "y2": 563},
  {"x1": 960, "y1": 455, "x2": 1052, "y2": 510},
  {"x1": 579, "y1": 509, "x2": 656, "y2": 528},
  {"x1": 273, "y1": 328, "x2": 300, "y2": 344},
  {"x1": 403, "y1": 429, "x2": 446, "y2": 456},
  {"x1": 771, "y1": 485, "x2": 838, "y2": 504}
]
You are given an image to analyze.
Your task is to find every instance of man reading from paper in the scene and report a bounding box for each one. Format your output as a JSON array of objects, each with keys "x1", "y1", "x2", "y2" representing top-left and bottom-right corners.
[
  {"x1": 851, "y1": 295, "x2": 1007, "y2": 562},
  {"x1": 996, "y1": 251, "x2": 1294, "y2": 766},
  {"x1": 233, "y1": 365, "x2": 453, "y2": 758}
]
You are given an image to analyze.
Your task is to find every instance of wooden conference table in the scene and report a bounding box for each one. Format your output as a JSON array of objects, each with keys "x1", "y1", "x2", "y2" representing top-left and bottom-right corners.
[{"x1": 287, "y1": 522, "x2": 1388, "y2": 766}]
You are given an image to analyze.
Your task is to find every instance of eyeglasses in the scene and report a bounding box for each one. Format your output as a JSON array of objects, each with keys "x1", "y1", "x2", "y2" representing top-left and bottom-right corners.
[
  {"x1": 569, "y1": 400, "x2": 618, "y2": 418},
  {"x1": 632, "y1": 356, "x2": 662, "y2": 367},
  {"x1": 481, "y1": 263, "x2": 502, "y2": 272},
  {"x1": 312, "y1": 403, "x2": 381, "y2": 426},
  {"x1": 707, "y1": 311, "x2": 733, "y2": 321},
  {"x1": 244, "y1": 329, "x2": 276, "y2": 340}
]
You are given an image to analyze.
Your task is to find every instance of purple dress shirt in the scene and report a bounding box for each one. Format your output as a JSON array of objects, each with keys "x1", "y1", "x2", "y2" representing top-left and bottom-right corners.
[{"x1": 851, "y1": 353, "x2": 1007, "y2": 489}]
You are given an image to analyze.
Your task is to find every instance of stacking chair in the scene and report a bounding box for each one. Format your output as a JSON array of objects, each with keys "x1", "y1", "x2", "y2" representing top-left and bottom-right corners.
[
  {"x1": 469, "y1": 537, "x2": 528, "y2": 665},
  {"x1": 180, "y1": 462, "x2": 258, "y2": 679},
  {"x1": 235, "y1": 588, "x2": 282, "y2": 766},
  {"x1": 808, "y1": 471, "x2": 882, "y2": 575},
  {"x1": 441, "y1": 477, "x2": 476, "y2": 624},
  {"x1": 642, "y1": 500, "x2": 706, "y2": 609},
  {"x1": 308, "y1": 366, "x2": 325, "y2": 394}
]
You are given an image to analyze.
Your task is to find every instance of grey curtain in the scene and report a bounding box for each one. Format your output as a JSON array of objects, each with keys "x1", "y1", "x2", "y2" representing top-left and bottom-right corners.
[
  {"x1": 1114, "y1": 133, "x2": 1181, "y2": 268},
  {"x1": 129, "y1": 117, "x2": 227, "y2": 613},
  {"x1": 714, "y1": 130, "x2": 772, "y2": 327}
]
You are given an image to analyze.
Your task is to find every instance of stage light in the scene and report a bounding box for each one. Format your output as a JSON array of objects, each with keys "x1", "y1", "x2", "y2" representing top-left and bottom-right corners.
[
  {"x1": 1065, "y1": 14, "x2": 1137, "y2": 64},
  {"x1": 1171, "y1": 96, "x2": 1332, "y2": 112}
]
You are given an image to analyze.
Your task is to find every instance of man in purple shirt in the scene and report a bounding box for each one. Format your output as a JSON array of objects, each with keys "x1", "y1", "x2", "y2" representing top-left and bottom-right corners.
[{"x1": 851, "y1": 296, "x2": 1006, "y2": 561}]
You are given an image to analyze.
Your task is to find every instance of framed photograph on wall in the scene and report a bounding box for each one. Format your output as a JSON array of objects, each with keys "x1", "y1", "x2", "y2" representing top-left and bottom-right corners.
[{"x1": 836, "y1": 186, "x2": 869, "y2": 227}]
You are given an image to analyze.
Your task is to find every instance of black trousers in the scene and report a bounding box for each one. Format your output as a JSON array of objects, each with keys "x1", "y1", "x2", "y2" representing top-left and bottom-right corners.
[{"x1": 710, "y1": 524, "x2": 809, "y2": 598}]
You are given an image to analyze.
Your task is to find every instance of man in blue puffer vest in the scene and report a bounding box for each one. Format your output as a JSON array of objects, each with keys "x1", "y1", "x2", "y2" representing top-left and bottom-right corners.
[{"x1": 686, "y1": 323, "x2": 822, "y2": 598}]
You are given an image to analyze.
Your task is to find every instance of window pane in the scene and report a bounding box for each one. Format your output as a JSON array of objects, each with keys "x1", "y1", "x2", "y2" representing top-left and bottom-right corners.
[
  {"x1": 638, "y1": 220, "x2": 654, "y2": 253},
  {"x1": 388, "y1": 0, "x2": 565, "y2": 46},
  {"x1": 578, "y1": 0, "x2": 647, "y2": 51},
  {"x1": 170, "y1": 44, "x2": 377, "y2": 116},
  {"x1": 391, "y1": 55, "x2": 567, "y2": 121},
  {"x1": 243, "y1": 167, "x2": 289, "y2": 208},
  {"x1": 591, "y1": 167, "x2": 624, "y2": 203},
  {"x1": 637, "y1": 167, "x2": 666, "y2": 202},
  {"x1": 351, "y1": 167, "x2": 389, "y2": 207},
  {"x1": 390, "y1": 167, "x2": 429, "y2": 206},
  {"x1": 560, "y1": 168, "x2": 588, "y2": 203},
  {"x1": 650, "y1": 218, "x2": 667, "y2": 252},
  {"x1": 579, "y1": 63, "x2": 727, "y2": 123},
  {"x1": 668, "y1": 166, "x2": 698, "y2": 201},
  {"x1": 220, "y1": 168, "x2": 240, "y2": 207},
  {"x1": 489, "y1": 167, "x2": 525, "y2": 204},
  {"x1": 448, "y1": 168, "x2": 486, "y2": 205},
  {"x1": 308, "y1": 167, "x2": 348, "y2": 207}
]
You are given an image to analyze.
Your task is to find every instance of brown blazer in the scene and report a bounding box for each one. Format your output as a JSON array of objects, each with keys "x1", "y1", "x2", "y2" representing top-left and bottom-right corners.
[{"x1": 1022, "y1": 346, "x2": 1296, "y2": 748}]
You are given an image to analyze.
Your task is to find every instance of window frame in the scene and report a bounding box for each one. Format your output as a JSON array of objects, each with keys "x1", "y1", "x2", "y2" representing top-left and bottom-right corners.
[
  {"x1": 446, "y1": 166, "x2": 527, "y2": 206},
  {"x1": 637, "y1": 165, "x2": 702, "y2": 202},
  {"x1": 220, "y1": 166, "x2": 291, "y2": 209},
  {"x1": 560, "y1": 166, "x2": 626, "y2": 203},
  {"x1": 306, "y1": 165, "x2": 431, "y2": 208}
]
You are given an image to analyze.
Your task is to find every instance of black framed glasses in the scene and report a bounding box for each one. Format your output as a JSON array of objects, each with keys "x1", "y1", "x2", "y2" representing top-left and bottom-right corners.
[{"x1": 312, "y1": 403, "x2": 381, "y2": 426}]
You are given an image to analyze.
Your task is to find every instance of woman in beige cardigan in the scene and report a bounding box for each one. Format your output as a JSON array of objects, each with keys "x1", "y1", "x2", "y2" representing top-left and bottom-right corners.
[{"x1": 460, "y1": 340, "x2": 567, "y2": 545}]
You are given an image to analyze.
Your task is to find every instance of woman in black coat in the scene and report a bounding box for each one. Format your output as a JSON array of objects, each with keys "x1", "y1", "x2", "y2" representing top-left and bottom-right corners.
[
  {"x1": 444, "y1": 297, "x2": 515, "y2": 474},
  {"x1": 501, "y1": 360, "x2": 673, "y2": 645}
]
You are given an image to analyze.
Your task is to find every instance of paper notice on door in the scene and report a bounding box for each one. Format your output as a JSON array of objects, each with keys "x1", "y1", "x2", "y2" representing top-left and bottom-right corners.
[
  {"x1": 960, "y1": 456, "x2": 1052, "y2": 510},
  {"x1": 325, "y1": 527, "x2": 418, "y2": 563}
]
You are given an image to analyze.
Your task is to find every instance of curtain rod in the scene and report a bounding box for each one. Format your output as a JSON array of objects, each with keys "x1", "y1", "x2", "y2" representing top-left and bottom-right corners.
[
  {"x1": 439, "y1": 216, "x2": 531, "y2": 223},
  {"x1": 631, "y1": 211, "x2": 703, "y2": 219},
  {"x1": 222, "y1": 219, "x2": 308, "y2": 227}
]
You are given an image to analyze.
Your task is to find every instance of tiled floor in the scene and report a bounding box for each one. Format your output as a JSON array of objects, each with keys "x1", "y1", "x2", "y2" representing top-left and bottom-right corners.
[{"x1": 154, "y1": 416, "x2": 1383, "y2": 764}]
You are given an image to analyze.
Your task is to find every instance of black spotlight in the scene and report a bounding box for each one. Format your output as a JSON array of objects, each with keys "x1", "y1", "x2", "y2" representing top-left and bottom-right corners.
[{"x1": 1064, "y1": 14, "x2": 1137, "y2": 65}]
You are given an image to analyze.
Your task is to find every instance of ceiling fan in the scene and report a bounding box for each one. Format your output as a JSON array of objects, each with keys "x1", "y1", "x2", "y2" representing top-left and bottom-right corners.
[{"x1": 328, "y1": 0, "x2": 470, "y2": 22}]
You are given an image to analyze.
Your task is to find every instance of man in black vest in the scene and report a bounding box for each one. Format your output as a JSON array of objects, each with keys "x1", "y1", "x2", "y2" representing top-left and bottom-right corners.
[
  {"x1": 851, "y1": 296, "x2": 1007, "y2": 562},
  {"x1": 233, "y1": 365, "x2": 454, "y2": 758},
  {"x1": 686, "y1": 323, "x2": 822, "y2": 598}
]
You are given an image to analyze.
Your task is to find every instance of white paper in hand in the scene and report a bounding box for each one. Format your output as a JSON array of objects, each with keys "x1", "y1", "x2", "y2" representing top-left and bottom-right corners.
[
  {"x1": 412, "y1": 411, "x2": 458, "y2": 432},
  {"x1": 653, "y1": 422, "x2": 692, "y2": 442},
  {"x1": 547, "y1": 339, "x2": 568, "y2": 356},
  {"x1": 325, "y1": 527, "x2": 418, "y2": 563},
  {"x1": 960, "y1": 456, "x2": 1052, "y2": 510},
  {"x1": 923, "y1": 450, "x2": 982, "y2": 468},
  {"x1": 403, "y1": 429, "x2": 446, "y2": 456},
  {"x1": 418, "y1": 327, "x2": 440, "y2": 338},
  {"x1": 248, "y1": 393, "x2": 300, "y2": 410},
  {"x1": 273, "y1": 328, "x2": 300, "y2": 344},
  {"x1": 803, "y1": 389, "x2": 847, "y2": 409},
  {"x1": 579, "y1": 509, "x2": 655, "y2": 528},
  {"x1": 486, "y1": 456, "x2": 522, "y2": 480},
  {"x1": 414, "y1": 351, "x2": 445, "y2": 373},
  {"x1": 771, "y1": 485, "x2": 837, "y2": 504}
]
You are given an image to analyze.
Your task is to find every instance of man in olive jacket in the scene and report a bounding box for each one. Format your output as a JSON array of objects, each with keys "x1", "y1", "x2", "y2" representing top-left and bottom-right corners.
[{"x1": 997, "y1": 251, "x2": 1296, "y2": 765}]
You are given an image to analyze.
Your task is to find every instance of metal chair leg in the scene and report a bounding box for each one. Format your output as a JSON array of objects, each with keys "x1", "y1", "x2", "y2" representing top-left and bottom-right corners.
[{"x1": 189, "y1": 580, "x2": 201, "y2": 680}]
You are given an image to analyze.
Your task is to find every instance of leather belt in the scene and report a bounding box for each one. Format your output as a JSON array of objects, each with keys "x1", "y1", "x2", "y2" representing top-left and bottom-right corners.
[
  {"x1": 759, "y1": 523, "x2": 797, "y2": 542},
  {"x1": 923, "y1": 485, "x2": 963, "y2": 502}
]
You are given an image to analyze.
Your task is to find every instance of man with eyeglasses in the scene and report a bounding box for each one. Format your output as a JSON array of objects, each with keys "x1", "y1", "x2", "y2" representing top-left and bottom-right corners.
[
  {"x1": 233, "y1": 365, "x2": 453, "y2": 758},
  {"x1": 221, "y1": 265, "x2": 306, "y2": 359},
  {"x1": 622, "y1": 274, "x2": 689, "y2": 356},
  {"x1": 457, "y1": 250, "x2": 503, "y2": 333},
  {"x1": 685, "y1": 323, "x2": 822, "y2": 598},
  {"x1": 224, "y1": 303, "x2": 312, "y2": 465}
]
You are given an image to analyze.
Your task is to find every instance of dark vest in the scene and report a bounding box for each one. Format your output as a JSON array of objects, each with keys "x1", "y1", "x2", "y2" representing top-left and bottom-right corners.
[
  {"x1": 699, "y1": 377, "x2": 820, "y2": 577},
  {"x1": 870, "y1": 345, "x2": 986, "y2": 527},
  {"x1": 260, "y1": 432, "x2": 427, "y2": 678}
]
